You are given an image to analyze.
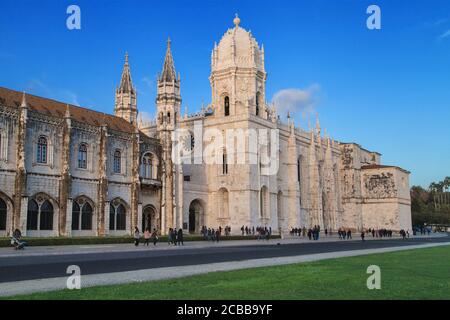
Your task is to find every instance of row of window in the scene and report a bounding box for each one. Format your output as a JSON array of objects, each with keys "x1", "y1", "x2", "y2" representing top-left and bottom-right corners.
[
  {"x1": 36, "y1": 137, "x2": 124, "y2": 173},
  {"x1": 17, "y1": 198, "x2": 128, "y2": 232},
  {"x1": 34, "y1": 137, "x2": 159, "y2": 177},
  {"x1": 223, "y1": 93, "x2": 262, "y2": 117}
]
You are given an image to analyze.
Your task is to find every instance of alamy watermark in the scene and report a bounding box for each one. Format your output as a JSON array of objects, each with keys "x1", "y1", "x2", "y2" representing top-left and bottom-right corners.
[
  {"x1": 171, "y1": 121, "x2": 280, "y2": 176},
  {"x1": 66, "y1": 5, "x2": 81, "y2": 30},
  {"x1": 366, "y1": 265, "x2": 381, "y2": 289},
  {"x1": 66, "y1": 265, "x2": 81, "y2": 290},
  {"x1": 366, "y1": 5, "x2": 381, "y2": 30}
]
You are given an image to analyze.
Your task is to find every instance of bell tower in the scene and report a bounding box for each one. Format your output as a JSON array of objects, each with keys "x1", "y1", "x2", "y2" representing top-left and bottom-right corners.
[{"x1": 156, "y1": 38, "x2": 181, "y2": 233}]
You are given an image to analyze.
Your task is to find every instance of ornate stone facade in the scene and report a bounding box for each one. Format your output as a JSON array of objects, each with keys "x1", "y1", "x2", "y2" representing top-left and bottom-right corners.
[{"x1": 0, "y1": 16, "x2": 412, "y2": 237}]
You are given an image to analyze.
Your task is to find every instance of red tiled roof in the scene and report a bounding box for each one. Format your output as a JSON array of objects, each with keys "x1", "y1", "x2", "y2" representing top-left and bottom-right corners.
[{"x1": 0, "y1": 87, "x2": 135, "y2": 133}]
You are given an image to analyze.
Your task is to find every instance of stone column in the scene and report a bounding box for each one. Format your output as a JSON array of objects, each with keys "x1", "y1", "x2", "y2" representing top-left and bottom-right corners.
[
  {"x1": 178, "y1": 164, "x2": 184, "y2": 230},
  {"x1": 97, "y1": 124, "x2": 108, "y2": 236},
  {"x1": 130, "y1": 130, "x2": 140, "y2": 232},
  {"x1": 104, "y1": 201, "x2": 110, "y2": 235},
  {"x1": 19, "y1": 196, "x2": 28, "y2": 236},
  {"x1": 13, "y1": 93, "x2": 27, "y2": 232},
  {"x1": 59, "y1": 106, "x2": 72, "y2": 236},
  {"x1": 65, "y1": 198, "x2": 73, "y2": 236},
  {"x1": 137, "y1": 203, "x2": 143, "y2": 231}
]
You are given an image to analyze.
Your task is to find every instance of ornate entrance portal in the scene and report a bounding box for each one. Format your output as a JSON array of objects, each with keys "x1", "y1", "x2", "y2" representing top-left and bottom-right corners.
[{"x1": 142, "y1": 205, "x2": 157, "y2": 232}]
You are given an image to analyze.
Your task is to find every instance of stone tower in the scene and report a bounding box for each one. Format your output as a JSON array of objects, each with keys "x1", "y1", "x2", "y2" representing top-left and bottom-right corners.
[
  {"x1": 156, "y1": 38, "x2": 181, "y2": 233},
  {"x1": 210, "y1": 14, "x2": 267, "y2": 118},
  {"x1": 115, "y1": 53, "x2": 137, "y2": 125}
]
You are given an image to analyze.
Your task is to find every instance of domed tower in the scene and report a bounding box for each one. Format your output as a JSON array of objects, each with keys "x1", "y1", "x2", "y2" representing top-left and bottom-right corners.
[{"x1": 210, "y1": 14, "x2": 267, "y2": 118}]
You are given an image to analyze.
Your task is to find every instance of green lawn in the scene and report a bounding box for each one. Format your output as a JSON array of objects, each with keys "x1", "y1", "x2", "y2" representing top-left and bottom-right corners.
[{"x1": 5, "y1": 246, "x2": 450, "y2": 300}]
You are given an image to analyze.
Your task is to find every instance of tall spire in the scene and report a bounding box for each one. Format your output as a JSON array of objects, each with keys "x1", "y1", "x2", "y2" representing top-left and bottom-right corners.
[
  {"x1": 118, "y1": 52, "x2": 135, "y2": 93},
  {"x1": 115, "y1": 52, "x2": 137, "y2": 125},
  {"x1": 160, "y1": 37, "x2": 177, "y2": 83}
]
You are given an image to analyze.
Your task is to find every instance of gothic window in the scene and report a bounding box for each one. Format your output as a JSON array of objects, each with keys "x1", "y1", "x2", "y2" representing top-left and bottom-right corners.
[
  {"x1": 71, "y1": 202, "x2": 80, "y2": 230},
  {"x1": 224, "y1": 96, "x2": 230, "y2": 116},
  {"x1": 113, "y1": 150, "x2": 121, "y2": 174},
  {"x1": 222, "y1": 149, "x2": 228, "y2": 175},
  {"x1": 260, "y1": 186, "x2": 268, "y2": 218},
  {"x1": 26, "y1": 199, "x2": 39, "y2": 230},
  {"x1": 37, "y1": 136, "x2": 48, "y2": 164},
  {"x1": 141, "y1": 153, "x2": 157, "y2": 179},
  {"x1": 81, "y1": 202, "x2": 93, "y2": 230},
  {"x1": 167, "y1": 112, "x2": 171, "y2": 124},
  {"x1": 116, "y1": 204, "x2": 126, "y2": 230},
  {"x1": 109, "y1": 202, "x2": 126, "y2": 231},
  {"x1": 297, "y1": 158, "x2": 301, "y2": 182},
  {"x1": 78, "y1": 143, "x2": 88, "y2": 169},
  {"x1": 256, "y1": 92, "x2": 260, "y2": 116},
  {"x1": 39, "y1": 200, "x2": 53, "y2": 230},
  {"x1": 218, "y1": 188, "x2": 229, "y2": 219},
  {"x1": 0, "y1": 198, "x2": 6, "y2": 230},
  {"x1": 72, "y1": 200, "x2": 93, "y2": 230}
]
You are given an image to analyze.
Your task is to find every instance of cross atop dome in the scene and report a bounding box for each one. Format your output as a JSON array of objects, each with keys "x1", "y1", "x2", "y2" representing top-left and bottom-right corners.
[{"x1": 233, "y1": 13, "x2": 240, "y2": 28}]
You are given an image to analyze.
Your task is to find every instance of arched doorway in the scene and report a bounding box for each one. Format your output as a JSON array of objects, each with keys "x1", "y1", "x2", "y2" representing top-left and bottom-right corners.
[
  {"x1": 188, "y1": 199, "x2": 204, "y2": 234},
  {"x1": 142, "y1": 205, "x2": 157, "y2": 232}
]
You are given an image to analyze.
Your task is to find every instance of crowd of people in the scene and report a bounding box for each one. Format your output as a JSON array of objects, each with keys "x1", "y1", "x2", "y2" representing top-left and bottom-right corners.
[
  {"x1": 200, "y1": 226, "x2": 226, "y2": 242},
  {"x1": 133, "y1": 227, "x2": 161, "y2": 246},
  {"x1": 240, "y1": 225, "x2": 272, "y2": 239},
  {"x1": 288, "y1": 226, "x2": 409, "y2": 242}
]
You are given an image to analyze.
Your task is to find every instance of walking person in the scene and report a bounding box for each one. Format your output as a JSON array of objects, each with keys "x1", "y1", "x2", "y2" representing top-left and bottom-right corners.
[
  {"x1": 168, "y1": 228, "x2": 173, "y2": 245},
  {"x1": 134, "y1": 227, "x2": 140, "y2": 246},
  {"x1": 361, "y1": 231, "x2": 365, "y2": 241},
  {"x1": 152, "y1": 228, "x2": 159, "y2": 246},
  {"x1": 216, "y1": 229, "x2": 220, "y2": 243},
  {"x1": 177, "y1": 228, "x2": 184, "y2": 246},
  {"x1": 173, "y1": 228, "x2": 178, "y2": 246},
  {"x1": 144, "y1": 228, "x2": 151, "y2": 246}
]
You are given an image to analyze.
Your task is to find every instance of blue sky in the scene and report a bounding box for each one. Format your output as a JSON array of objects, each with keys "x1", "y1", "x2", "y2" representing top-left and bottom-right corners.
[{"x1": 0, "y1": 0, "x2": 449, "y2": 187}]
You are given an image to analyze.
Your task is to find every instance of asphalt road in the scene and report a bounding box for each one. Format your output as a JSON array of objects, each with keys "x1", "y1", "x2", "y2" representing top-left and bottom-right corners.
[{"x1": 0, "y1": 236, "x2": 449, "y2": 283}]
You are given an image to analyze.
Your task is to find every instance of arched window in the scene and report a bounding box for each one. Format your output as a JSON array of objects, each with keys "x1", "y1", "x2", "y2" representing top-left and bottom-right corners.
[
  {"x1": 297, "y1": 158, "x2": 301, "y2": 182},
  {"x1": 277, "y1": 191, "x2": 283, "y2": 221},
  {"x1": 116, "y1": 204, "x2": 126, "y2": 230},
  {"x1": 167, "y1": 112, "x2": 171, "y2": 124},
  {"x1": 78, "y1": 143, "x2": 88, "y2": 169},
  {"x1": 260, "y1": 186, "x2": 268, "y2": 218},
  {"x1": 218, "y1": 188, "x2": 229, "y2": 219},
  {"x1": 27, "y1": 199, "x2": 39, "y2": 230},
  {"x1": 109, "y1": 202, "x2": 126, "y2": 231},
  {"x1": 37, "y1": 136, "x2": 48, "y2": 164},
  {"x1": 141, "y1": 153, "x2": 157, "y2": 179},
  {"x1": 0, "y1": 198, "x2": 6, "y2": 230},
  {"x1": 256, "y1": 92, "x2": 260, "y2": 116},
  {"x1": 72, "y1": 200, "x2": 93, "y2": 231},
  {"x1": 224, "y1": 96, "x2": 230, "y2": 116},
  {"x1": 81, "y1": 202, "x2": 93, "y2": 230},
  {"x1": 71, "y1": 202, "x2": 80, "y2": 230},
  {"x1": 113, "y1": 150, "x2": 121, "y2": 174},
  {"x1": 39, "y1": 200, "x2": 53, "y2": 230},
  {"x1": 222, "y1": 149, "x2": 228, "y2": 175}
]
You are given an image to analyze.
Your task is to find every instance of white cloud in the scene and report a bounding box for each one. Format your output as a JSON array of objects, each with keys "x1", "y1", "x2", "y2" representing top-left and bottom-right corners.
[
  {"x1": 438, "y1": 29, "x2": 450, "y2": 40},
  {"x1": 271, "y1": 84, "x2": 321, "y2": 119}
]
